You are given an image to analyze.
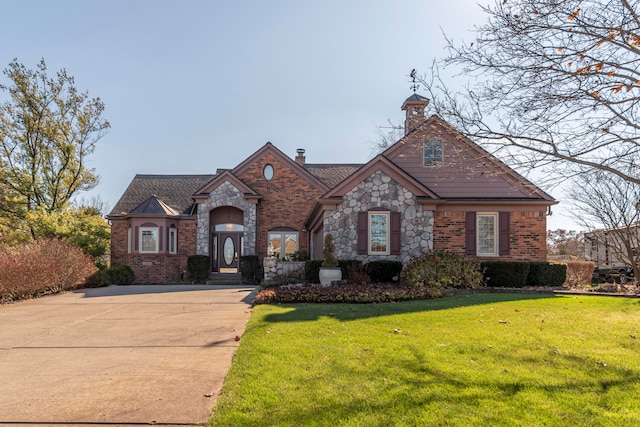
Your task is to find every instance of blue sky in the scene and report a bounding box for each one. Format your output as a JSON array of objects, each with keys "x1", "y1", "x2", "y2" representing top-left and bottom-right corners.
[{"x1": 0, "y1": 0, "x2": 575, "y2": 230}]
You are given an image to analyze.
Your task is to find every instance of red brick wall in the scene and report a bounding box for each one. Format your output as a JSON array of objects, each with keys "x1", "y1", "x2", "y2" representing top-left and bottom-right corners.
[
  {"x1": 109, "y1": 218, "x2": 197, "y2": 284},
  {"x1": 237, "y1": 153, "x2": 323, "y2": 258},
  {"x1": 433, "y1": 210, "x2": 547, "y2": 261}
]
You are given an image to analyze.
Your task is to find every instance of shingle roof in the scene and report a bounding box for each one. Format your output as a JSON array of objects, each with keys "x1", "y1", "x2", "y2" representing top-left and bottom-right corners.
[
  {"x1": 109, "y1": 174, "x2": 216, "y2": 216},
  {"x1": 303, "y1": 164, "x2": 363, "y2": 188},
  {"x1": 129, "y1": 195, "x2": 181, "y2": 216}
]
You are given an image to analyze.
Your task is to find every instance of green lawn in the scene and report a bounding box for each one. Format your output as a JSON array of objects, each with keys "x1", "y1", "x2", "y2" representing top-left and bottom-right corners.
[{"x1": 210, "y1": 293, "x2": 640, "y2": 426}]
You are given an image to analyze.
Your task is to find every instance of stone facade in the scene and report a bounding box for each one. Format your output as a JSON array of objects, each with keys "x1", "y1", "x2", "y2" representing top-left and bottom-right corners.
[
  {"x1": 196, "y1": 181, "x2": 257, "y2": 256},
  {"x1": 324, "y1": 171, "x2": 433, "y2": 263},
  {"x1": 263, "y1": 257, "x2": 305, "y2": 281}
]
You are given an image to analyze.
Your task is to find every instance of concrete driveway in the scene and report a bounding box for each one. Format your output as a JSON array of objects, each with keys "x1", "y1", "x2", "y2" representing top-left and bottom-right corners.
[{"x1": 0, "y1": 284, "x2": 257, "y2": 426}]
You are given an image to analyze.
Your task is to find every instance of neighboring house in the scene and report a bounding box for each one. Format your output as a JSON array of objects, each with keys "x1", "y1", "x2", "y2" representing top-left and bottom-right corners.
[
  {"x1": 583, "y1": 226, "x2": 640, "y2": 275},
  {"x1": 107, "y1": 94, "x2": 557, "y2": 284}
]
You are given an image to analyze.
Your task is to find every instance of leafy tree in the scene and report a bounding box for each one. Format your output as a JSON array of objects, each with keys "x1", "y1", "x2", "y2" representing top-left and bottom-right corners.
[
  {"x1": 0, "y1": 59, "x2": 109, "y2": 240},
  {"x1": 420, "y1": 0, "x2": 640, "y2": 185}
]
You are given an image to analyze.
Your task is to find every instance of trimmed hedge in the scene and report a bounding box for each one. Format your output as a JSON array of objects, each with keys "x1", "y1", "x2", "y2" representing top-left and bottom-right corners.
[
  {"x1": 482, "y1": 261, "x2": 568, "y2": 287},
  {"x1": 187, "y1": 255, "x2": 210, "y2": 283},
  {"x1": 106, "y1": 264, "x2": 135, "y2": 285},
  {"x1": 240, "y1": 255, "x2": 260, "y2": 284},
  {"x1": 527, "y1": 262, "x2": 566, "y2": 287},
  {"x1": 304, "y1": 260, "x2": 323, "y2": 284},
  {"x1": 564, "y1": 261, "x2": 595, "y2": 286},
  {"x1": 404, "y1": 251, "x2": 484, "y2": 288},
  {"x1": 367, "y1": 260, "x2": 403, "y2": 283},
  {"x1": 482, "y1": 261, "x2": 530, "y2": 287}
]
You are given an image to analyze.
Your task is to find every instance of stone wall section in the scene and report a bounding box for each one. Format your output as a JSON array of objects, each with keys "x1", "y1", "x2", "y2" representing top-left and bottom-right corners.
[
  {"x1": 196, "y1": 181, "x2": 257, "y2": 256},
  {"x1": 324, "y1": 170, "x2": 433, "y2": 263}
]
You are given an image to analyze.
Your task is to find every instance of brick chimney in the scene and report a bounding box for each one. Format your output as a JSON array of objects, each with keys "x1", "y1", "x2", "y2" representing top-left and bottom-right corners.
[
  {"x1": 295, "y1": 148, "x2": 306, "y2": 165},
  {"x1": 401, "y1": 94, "x2": 429, "y2": 135}
]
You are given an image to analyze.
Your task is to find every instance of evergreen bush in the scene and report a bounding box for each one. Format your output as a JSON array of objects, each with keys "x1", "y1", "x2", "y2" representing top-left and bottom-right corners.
[
  {"x1": 105, "y1": 264, "x2": 135, "y2": 285},
  {"x1": 482, "y1": 261, "x2": 530, "y2": 287},
  {"x1": 366, "y1": 260, "x2": 403, "y2": 283},
  {"x1": 187, "y1": 255, "x2": 210, "y2": 283},
  {"x1": 527, "y1": 262, "x2": 567, "y2": 287},
  {"x1": 404, "y1": 251, "x2": 483, "y2": 288},
  {"x1": 239, "y1": 255, "x2": 260, "y2": 284}
]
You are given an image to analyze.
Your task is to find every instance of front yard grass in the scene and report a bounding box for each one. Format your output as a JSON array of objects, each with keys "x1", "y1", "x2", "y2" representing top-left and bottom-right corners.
[{"x1": 210, "y1": 293, "x2": 640, "y2": 426}]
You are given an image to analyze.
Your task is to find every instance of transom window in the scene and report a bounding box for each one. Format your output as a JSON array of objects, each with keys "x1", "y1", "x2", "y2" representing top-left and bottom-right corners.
[
  {"x1": 369, "y1": 212, "x2": 390, "y2": 255},
  {"x1": 423, "y1": 140, "x2": 443, "y2": 166},
  {"x1": 140, "y1": 227, "x2": 159, "y2": 253},
  {"x1": 268, "y1": 231, "x2": 298, "y2": 260},
  {"x1": 477, "y1": 213, "x2": 498, "y2": 256}
]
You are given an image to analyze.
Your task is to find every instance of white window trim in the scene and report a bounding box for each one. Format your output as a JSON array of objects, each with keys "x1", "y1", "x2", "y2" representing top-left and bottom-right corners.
[
  {"x1": 127, "y1": 227, "x2": 132, "y2": 254},
  {"x1": 169, "y1": 228, "x2": 177, "y2": 254},
  {"x1": 368, "y1": 212, "x2": 390, "y2": 255},
  {"x1": 139, "y1": 227, "x2": 159, "y2": 254},
  {"x1": 477, "y1": 213, "x2": 498, "y2": 257},
  {"x1": 423, "y1": 140, "x2": 443, "y2": 167}
]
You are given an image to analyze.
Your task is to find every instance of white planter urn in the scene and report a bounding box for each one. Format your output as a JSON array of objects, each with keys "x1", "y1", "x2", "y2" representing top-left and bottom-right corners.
[{"x1": 319, "y1": 267, "x2": 342, "y2": 286}]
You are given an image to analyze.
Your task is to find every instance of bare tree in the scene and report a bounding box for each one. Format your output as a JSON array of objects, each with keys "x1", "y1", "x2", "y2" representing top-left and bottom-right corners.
[
  {"x1": 421, "y1": 0, "x2": 640, "y2": 186},
  {"x1": 369, "y1": 119, "x2": 404, "y2": 157},
  {"x1": 568, "y1": 169, "x2": 640, "y2": 278}
]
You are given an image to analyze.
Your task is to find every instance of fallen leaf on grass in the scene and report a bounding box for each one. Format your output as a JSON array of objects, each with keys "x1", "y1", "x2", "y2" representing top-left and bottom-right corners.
[
  {"x1": 631, "y1": 334, "x2": 637, "y2": 339},
  {"x1": 498, "y1": 320, "x2": 508, "y2": 324},
  {"x1": 595, "y1": 360, "x2": 608, "y2": 367},
  {"x1": 393, "y1": 329, "x2": 402, "y2": 333}
]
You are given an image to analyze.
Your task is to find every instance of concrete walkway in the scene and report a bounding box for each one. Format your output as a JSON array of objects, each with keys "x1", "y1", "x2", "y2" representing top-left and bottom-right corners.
[{"x1": 0, "y1": 284, "x2": 257, "y2": 426}]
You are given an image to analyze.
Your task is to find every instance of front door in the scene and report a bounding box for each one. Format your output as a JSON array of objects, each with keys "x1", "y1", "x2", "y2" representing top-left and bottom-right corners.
[{"x1": 218, "y1": 232, "x2": 240, "y2": 273}]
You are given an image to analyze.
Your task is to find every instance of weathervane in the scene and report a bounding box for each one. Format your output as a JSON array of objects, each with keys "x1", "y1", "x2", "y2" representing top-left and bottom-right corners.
[{"x1": 409, "y1": 68, "x2": 419, "y2": 93}]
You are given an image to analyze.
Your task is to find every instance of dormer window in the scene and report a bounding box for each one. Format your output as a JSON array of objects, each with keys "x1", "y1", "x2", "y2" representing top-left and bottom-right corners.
[{"x1": 423, "y1": 141, "x2": 443, "y2": 166}]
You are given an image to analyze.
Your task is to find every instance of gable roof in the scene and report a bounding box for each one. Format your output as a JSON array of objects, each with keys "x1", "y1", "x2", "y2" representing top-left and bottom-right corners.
[
  {"x1": 232, "y1": 142, "x2": 331, "y2": 192},
  {"x1": 383, "y1": 115, "x2": 556, "y2": 202},
  {"x1": 109, "y1": 174, "x2": 215, "y2": 217},
  {"x1": 322, "y1": 154, "x2": 441, "y2": 200},
  {"x1": 192, "y1": 170, "x2": 261, "y2": 201}
]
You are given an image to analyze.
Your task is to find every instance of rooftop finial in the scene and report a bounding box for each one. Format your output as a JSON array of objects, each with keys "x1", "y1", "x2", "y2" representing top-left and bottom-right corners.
[{"x1": 409, "y1": 68, "x2": 419, "y2": 93}]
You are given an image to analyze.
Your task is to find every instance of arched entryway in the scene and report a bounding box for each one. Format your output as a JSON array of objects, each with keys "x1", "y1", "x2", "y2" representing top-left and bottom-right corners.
[{"x1": 209, "y1": 207, "x2": 244, "y2": 273}]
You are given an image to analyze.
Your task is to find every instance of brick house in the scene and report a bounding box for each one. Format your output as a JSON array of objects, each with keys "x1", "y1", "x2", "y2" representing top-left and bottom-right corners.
[{"x1": 107, "y1": 94, "x2": 556, "y2": 284}]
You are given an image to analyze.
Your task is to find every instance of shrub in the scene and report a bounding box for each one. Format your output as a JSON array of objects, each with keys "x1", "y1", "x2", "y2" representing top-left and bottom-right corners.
[
  {"x1": 0, "y1": 239, "x2": 95, "y2": 303},
  {"x1": 345, "y1": 262, "x2": 370, "y2": 285},
  {"x1": 322, "y1": 234, "x2": 338, "y2": 268},
  {"x1": 366, "y1": 260, "x2": 403, "y2": 283},
  {"x1": 105, "y1": 264, "x2": 135, "y2": 285},
  {"x1": 240, "y1": 255, "x2": 260, "y2": 285},
  {"x1": 84, "y1": 269, "x2": 110, "y2": 288},
  {"x1": 187, "y1": 255, "x2": 210, "y2": 283},
  {"x1": 482, "y1": 261, "x2": 530, "y2": 287},
  {"x1": 254, "y1": 283, "x2": 447, "y2": 304},
  {"x1": 527, "y1": 262, "x2": 567, "y2": 287},
  {"x1": 338, "y1": 259, "x2": 363, "y2": 282},
  {"x1": 564, "y1": 261, "x2": 596, "y2": 286},
  {"x1": 404, "y1": 251, "x2": 484, "y2": 289},
  {"x1": 304, "y1": 260, "x2": 323, "y2": 284}
]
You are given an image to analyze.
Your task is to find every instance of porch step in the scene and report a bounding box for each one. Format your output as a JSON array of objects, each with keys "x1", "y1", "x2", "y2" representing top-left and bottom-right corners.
[{"x1": 206, "y1": 273, "x2": 243, "y2": 286}]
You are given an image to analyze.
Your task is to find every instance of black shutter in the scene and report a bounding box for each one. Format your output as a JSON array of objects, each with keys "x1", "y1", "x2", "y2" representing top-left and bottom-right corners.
[
  {"x1": 357, "y1": 211, "x2": 368, "y2": 254},
  {"x1": 465, "y1": 212, "x2": 476, "y2": 255},
  {"x1": 499, "y1": 212, "x2": 510, "y2": 255},
  {"x1": 134, "y1": 226, "x2": 139, "y2": 251}
]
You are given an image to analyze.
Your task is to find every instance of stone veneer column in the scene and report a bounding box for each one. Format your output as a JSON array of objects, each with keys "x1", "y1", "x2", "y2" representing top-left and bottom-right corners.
[
  {"x1": 324, "y1": 171, "x2": 433, "y2": 263},
  {"x1": 196, "y1": 181, "x2": 257, "y2": 256}
]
